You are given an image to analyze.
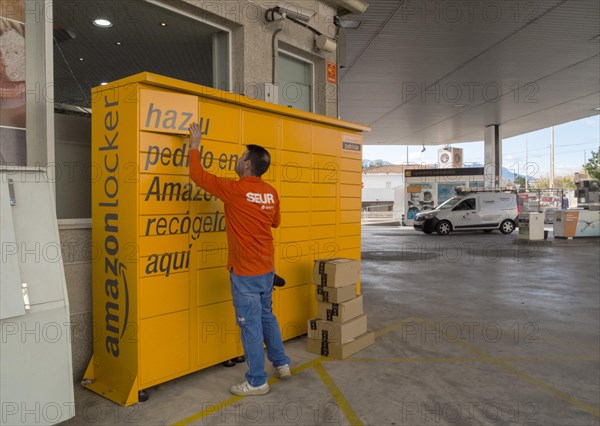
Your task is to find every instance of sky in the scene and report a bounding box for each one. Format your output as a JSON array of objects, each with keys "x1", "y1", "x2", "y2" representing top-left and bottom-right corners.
[{"x1": 363, "y1": 115, "x2": 600, "y2": 181}]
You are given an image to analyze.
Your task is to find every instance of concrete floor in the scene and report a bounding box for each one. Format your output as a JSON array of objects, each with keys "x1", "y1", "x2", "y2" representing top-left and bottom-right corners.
[{"x1": 69, "y1": 227, "x2": 600, "y2": 426}]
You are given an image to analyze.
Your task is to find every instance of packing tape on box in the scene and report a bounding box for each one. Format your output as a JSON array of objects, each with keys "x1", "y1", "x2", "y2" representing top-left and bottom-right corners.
[
  {"x1": 317, "y1": 285, "x2": 330, "y2": 302},
  {"x1": 318, "y1": 261, "x2": 329, "y2": 285},
  {"x1": 326, "y1": 303, "x2": 339, "y2": 321},
  {"x1": 321, "y1": 330, "x2": 329, "y2": 356}
]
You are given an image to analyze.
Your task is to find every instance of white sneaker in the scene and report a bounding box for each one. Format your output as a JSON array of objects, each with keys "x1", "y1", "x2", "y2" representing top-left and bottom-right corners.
[
  {"x1": 276, "y1": 364, "x2": 291, "y2": 379},
  {"x1": 230, "y1": 381, "x2": 270, "y2": 396}
]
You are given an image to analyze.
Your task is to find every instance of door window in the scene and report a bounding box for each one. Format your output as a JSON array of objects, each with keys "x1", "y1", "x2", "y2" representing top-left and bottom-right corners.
[{"x1": 454, "y1": 198, "x2": 476, "y2": 211}]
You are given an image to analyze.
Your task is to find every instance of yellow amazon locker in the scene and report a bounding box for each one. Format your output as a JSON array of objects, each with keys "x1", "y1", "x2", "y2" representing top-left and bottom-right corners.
[{"x1": 83, "y1": 73, "x2": 369, "y2": 405}]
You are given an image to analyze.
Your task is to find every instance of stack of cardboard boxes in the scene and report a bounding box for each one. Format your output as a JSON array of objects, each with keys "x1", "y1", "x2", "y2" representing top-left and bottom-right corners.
[{"x1": 307, "y1": 259, "x2": 374, "y2": 359}]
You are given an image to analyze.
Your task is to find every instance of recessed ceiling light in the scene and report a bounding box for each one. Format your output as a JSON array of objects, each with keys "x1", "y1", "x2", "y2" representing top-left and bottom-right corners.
[
  {"x1": 79, "y1": 57, "x2": 84, "y2": 61},
  {"x1": 339, "y1": 20, "x2": 361, "y2": 29},
  {"x1": 115, "y1": 41, "x2": 122, "y2": 46},
  {"x1": 93, "y1": 19, "x2": 112, "y2": 28},
  {"x1": 594, "y1": 107, "x2": 600, "y2": 111},
  {"x1": 160, "y1": 22, "x2": 168, "y2": 27},
  {"x1": 100, "y1": 82, "x2": 108, "y2": 86}
]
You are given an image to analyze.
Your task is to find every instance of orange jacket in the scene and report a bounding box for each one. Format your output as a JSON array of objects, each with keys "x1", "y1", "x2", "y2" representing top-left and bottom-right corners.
[{"x1": 189, "y1": 149, "x2": 280, "y2": 276}]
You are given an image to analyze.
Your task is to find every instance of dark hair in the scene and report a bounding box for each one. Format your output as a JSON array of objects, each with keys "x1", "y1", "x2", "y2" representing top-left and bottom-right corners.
[{"x1": 246, "y1": 144, "x2": 271, "y2": 176}]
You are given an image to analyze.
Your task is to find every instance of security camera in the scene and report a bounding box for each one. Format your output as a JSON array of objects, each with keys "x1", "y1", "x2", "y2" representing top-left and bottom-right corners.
[{"x1": 274, "y1": 2, "x2": 316, "y2": 24}]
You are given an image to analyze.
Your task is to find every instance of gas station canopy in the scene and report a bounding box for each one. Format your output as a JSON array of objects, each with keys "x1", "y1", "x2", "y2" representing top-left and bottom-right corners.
[{"x1": 339, "y1": 0, "x2": 600, "y2": 145}]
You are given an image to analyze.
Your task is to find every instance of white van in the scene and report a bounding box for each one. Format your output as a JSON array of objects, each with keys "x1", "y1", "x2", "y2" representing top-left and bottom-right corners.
[{"x1": 413, "y1": 189, "x2": 519, "y2": 235}]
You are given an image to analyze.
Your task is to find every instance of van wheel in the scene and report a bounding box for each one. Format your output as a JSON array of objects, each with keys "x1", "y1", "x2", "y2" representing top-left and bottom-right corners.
[
  {"x1": 436, "y1": 221, "x2": 452, "y2": 235},
  {"x1": 500, "y1": 220, "x2": 515, "y2": 234}
]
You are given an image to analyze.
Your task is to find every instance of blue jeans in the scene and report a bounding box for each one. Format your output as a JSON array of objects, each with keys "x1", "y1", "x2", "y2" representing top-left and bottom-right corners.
[{"x1": 230, "y1": 271, "x2": 291, "y2": 387}]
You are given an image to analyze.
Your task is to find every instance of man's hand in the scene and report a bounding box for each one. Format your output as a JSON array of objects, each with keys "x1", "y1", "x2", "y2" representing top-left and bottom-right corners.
[{"x1": 189, "y1": 122, "x2": 203, "y2": 150}]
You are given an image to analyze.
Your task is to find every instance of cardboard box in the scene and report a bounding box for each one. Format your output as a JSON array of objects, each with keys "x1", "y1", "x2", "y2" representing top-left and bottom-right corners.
[
  {"x1": 317, "y1": 295, "x2": 363, "y2": 323},
  {"x1": 315, "y1": 283, "x2": 357, "y2": 303},
  {"x1": 316, "y1": 314, "x2": 368, "y2": 344},
  {"x1": 307, "y1": 331, "x2": 375, "y2": 359},
  {"x1": 313, "y1": 258, "x2": 360, "y2": 288}
]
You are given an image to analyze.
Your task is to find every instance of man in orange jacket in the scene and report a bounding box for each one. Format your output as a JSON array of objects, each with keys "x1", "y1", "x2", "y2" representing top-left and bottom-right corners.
[{"x1": 188, "y1": 123, "x2": 291, "y2": 396}]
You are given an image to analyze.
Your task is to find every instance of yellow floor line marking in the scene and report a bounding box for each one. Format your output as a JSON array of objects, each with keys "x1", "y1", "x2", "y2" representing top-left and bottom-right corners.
[
  {"x1": 343, "y1": 355, "x2": 600, "y2": 364},
  {"x1": 171, "y1": 356, "x2": 325, "y2": 426},
  {"x1": 344, "y1": 356, "x2": 482, "y2": 364},
  {"x1": 455, "y1": 339, "x2": 600, "y2": 418},
  {"x1": 503, "y1": 355, "x2": 600, "y2": 363},
  {"x1": 313, "y1": 362, "x2": 364, "y2": 426},
  {"x1": 374, "y1": 316, "x2": 419, "y2": 338},
  {"x1": 411, "y1": 317, "x2": 600, "y2": 419},
  {"x1": 172, "y1": 396, "x2": 244, "y2": 426},
  {"x1": 173, "y1": 315, "x2": 600, "y2": 425},
  {"x1": 536, "y1": 337, "x2": 600, "y2": 349},
  {"x1": 290, "y1": 356, "x2": 327, "y2": 375}
]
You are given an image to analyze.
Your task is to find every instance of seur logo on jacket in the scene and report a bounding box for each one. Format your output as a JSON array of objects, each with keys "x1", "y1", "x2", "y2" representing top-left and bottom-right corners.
[{"x1": 246, "y1": 192, "x2": 275, "y2": 210}]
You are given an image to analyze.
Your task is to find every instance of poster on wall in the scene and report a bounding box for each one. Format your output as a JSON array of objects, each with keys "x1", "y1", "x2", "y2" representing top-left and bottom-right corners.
[
  {"x1": 437, "y1": 182, "x2": 466, "y2": 205},
  {"x1": 406, "y1": 183, "x2": 434, "y2": 219},
  {"x1": 0, "y1": 0, "x2": 26, "y2": 165}
]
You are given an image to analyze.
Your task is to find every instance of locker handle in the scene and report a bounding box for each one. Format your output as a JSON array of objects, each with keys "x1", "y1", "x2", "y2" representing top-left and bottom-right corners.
[
  {"x1": 8, "y1": 178, "x2": 16, "y2": 206},
  {"x1": 22, "y1": 283, "x2": 31, "y2": 311}
]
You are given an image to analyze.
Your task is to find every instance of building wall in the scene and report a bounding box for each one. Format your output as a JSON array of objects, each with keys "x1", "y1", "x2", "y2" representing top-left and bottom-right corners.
[
  {"x1": 362, "y1": 174, "x2": 405, "y2": 201},
  {"x1": 362, "y1": 173, "x2": 407, "y2": 218},
  {"x1": 362, "y1": 174, "x2": 405, "y2": 189},
  {"x1": 179, "y1": 0, "x2": 339, "y2": 117},
  {"x1": 58, "y1": 225, "x2": 93, "y2": 380}
]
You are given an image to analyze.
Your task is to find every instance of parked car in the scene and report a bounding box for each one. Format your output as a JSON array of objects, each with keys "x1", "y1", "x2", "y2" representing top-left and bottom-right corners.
[{"x1": 413, "y1": 189, "x2": 519, "y2": 235}]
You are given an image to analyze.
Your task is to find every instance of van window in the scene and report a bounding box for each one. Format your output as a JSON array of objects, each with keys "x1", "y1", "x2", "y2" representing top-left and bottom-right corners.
[
  {"x1": 454, "y1": 198, "x2": 476, "y2": 211},
  {"x1": 438, "y1": 197, "x2": 461, "y2": 209}
]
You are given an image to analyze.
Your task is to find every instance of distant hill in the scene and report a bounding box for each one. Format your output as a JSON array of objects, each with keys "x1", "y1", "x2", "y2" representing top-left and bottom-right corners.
[
  {"x1": 363, "y1": 160, "x2": 530, "y2": 182},
  {"x1": 465, "y1": 163, "x2": 531, "y2": 181}
]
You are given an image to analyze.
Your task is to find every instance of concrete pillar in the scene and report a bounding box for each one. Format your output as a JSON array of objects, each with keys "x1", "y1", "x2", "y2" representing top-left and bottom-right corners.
[
  {"x1": 484, "y1": 125, "x2": 502, "y2": 189},
  {"x1": 26, "y1": 0, "x2": 55, "y2": 167}
]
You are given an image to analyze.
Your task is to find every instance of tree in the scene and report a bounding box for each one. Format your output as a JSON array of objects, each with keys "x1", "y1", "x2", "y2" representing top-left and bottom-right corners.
[
  {"x1": 514, "y1": 175, "x2": 526, "y2": 188},
  {"x1": 533, "y1": 176, "x2": 549, "y2": 189},
  {"x1": 583, "y1": 150, "x2": 600, "y2": 180},
  {"x1": 553, "y1": 176, "x2": 576, "y2": 190}
]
